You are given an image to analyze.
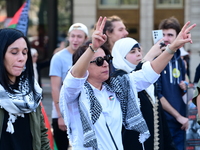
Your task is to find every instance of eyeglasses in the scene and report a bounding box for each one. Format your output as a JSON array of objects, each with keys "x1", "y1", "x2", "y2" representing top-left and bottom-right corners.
[{"x1": 90, "y1": 55, "x2": 112, "y2": 66}]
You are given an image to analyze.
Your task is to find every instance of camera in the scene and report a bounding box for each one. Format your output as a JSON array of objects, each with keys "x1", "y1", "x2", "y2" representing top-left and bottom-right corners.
[{"x1": 159, "y1": 42, "x2": 166, "y2": 49}]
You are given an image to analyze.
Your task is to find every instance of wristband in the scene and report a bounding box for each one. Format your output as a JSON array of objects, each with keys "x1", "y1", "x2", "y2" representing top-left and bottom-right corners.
[
  {"x1": 165, "y1": 44, "x2": 176, "y2": 54},
  {"x1": 89, "y1": 44, "x2": 98, "y2": 53}
]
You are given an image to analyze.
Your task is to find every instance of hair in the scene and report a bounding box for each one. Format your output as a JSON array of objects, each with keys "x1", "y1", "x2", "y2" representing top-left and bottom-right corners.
[
  {"x1": 101, "y1": 15, "x2": 123, "y2": 51},
  {"x1": 72, "y1": 42, "x2": 111, "y2": 66},
  {"x1": 0, "y1": 28, "x2": 35, "y2": 94},
  {"x1": 158, "y1": 16, "x2": 181, "y2": 35},
  {"x1": 72, "y1": 44, "x2": 111, "y2": 82}
]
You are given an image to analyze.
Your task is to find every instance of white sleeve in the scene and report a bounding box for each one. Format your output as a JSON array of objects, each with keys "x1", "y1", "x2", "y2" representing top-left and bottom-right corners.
[
  {"x1": 128, "y1": 61, "x2": 160, "y2": 92},
  {"x1": 59, "y1": 69, "x2": 89, "y2": 136}
]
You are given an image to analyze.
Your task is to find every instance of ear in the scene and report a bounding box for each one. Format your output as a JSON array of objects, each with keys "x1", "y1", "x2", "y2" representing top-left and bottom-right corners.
[
  {"x1": 84, "y1": 36, "x2": 88, "y2": 42},
  {"x1": 106, "y1": 30, "x2": 112, "y2": 38}
]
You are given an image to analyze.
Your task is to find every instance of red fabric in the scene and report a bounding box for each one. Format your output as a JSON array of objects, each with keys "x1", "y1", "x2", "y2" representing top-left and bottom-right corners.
[
  {"x1": 41, "y1": 102, "x2": 54, "y2": 150},
  {"x1": 7, "y1": 3, "x2": 25, "y2": 26}
]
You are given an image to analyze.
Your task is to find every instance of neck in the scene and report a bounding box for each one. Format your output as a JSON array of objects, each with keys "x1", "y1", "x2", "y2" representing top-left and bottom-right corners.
[
  {"x1": 87, "y1": 79, "x2": 102, "y2": 90},
  {"x1": 67, "y1": 46, "x2": 75, "y2": 54}
]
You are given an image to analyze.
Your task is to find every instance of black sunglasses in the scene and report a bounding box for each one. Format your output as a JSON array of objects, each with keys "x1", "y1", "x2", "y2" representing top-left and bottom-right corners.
[{"x1": 90, "y1": 55, "x2": 113, "y2": 66}]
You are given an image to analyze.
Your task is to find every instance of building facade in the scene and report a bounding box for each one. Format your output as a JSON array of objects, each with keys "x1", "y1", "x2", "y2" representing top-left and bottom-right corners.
[{"x1": 73, "y1": 0, "x2": 200, "y2": 81}]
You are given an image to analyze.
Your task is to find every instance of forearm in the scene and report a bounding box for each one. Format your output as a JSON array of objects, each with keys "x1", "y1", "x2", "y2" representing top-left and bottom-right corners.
[
  {"x1": 71, "y1": 46, "x2": 96, "y2": 78},
  {"x1": 151, "y1": 45, "x2": 176, "y2": 74},
  {"x1": 143, "y1": 42, "x2": 163, "y2": 62},
  {"x1": 51, "y1": 88, "x2": 62, "y2": 117},
  {"x1": 160, "y1": 96, "x2": 181, "y2": 119}
]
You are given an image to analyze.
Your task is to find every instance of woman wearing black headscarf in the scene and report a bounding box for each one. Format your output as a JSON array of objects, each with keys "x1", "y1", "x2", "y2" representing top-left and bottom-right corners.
[{"x1": 0, "y1": 28, "x2": 50, "y2": 150}]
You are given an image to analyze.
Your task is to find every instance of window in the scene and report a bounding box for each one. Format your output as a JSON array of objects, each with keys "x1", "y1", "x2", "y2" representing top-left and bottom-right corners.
[
  {"x1": 156, "y1": 0, "x2": 183, "y2": 8},
  {"x1": 98, "y1": 0, "x2": 139, "y2": 9}
]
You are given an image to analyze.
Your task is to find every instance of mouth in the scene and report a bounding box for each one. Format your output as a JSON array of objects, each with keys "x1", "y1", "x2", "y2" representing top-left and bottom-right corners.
[
  {"x1": 102, "y1": 70, "x2": 109, "y2": 74},
  {"x1": 14, "y1": 66, "x2": 24, "y2": 70},
  {"x1": 73, "y1": 44, "x2": 78, "y2": 47},
  {"x1": 164, "y1": 42, "x2": 169, "y2": 45}
]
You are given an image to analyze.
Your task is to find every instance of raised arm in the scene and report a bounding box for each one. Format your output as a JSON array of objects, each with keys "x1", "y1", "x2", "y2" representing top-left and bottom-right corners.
[
  {"x1": 150, "y1": 21, "x2": 196, "y2": 74},
  {"x1": 71, "y1": 17, "x2": 107, "y2": 78}
]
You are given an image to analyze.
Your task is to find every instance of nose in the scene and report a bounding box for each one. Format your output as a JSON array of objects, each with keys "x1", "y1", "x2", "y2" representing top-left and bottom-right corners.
[
  {"x1": 103, "y1": 59, "x2": 109, "y2": 67},
  {"x1": 73, "y1": 36, "x2": 79, "y2": 42},
  {"x1": 136, "y1": 50, "x2": 141, "y2": 56},
  {"x1": 163, "y1": 35, "x2": 168, "y2": 42},
  {"x1": 18, "y1": 53, "x2": 26, "y2": 62},
  {"x1": 124, "y1": 30, "x2": 129, "y2": 37}
]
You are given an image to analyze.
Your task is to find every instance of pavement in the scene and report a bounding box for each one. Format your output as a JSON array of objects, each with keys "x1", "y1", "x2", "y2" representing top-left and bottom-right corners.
[{"x1": 41, "y1": 77, "x2": 53, "y2": 124}]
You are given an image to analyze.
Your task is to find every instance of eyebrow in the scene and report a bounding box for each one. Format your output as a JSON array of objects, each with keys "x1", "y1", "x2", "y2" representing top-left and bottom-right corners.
[
  {"x1": 164, "y1": 33, "x2": 174, "y2": 36},
  {"x1": 8, "y1": 47, "x2": 28, "y2": 52}
]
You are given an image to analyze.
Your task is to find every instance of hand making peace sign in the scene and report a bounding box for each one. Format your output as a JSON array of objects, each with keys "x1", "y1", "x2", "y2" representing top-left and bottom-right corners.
[
  {"x1": 170, "y1": 21, "x2": 196, "y2": 50},
  {"x1": 91, "y1": 16, "x2": 107, "y2": 50}
]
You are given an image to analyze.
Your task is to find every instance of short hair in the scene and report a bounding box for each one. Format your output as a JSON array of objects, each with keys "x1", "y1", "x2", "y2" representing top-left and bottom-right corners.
[
  {"x1": 159, "y1": 17, "x2": 181, "y2": 35},
  {"x1": 0, "y1": 28, "x2": 35, "y2": 94}
]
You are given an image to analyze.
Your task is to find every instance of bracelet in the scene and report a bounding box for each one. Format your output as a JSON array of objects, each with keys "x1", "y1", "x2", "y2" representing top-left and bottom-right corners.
[
  {"x1": 165, "y1": 44, "x2": 176, "y2": 54},
  {"x1": 89, "y1": 45, "x2": 98, "y2": 53}
]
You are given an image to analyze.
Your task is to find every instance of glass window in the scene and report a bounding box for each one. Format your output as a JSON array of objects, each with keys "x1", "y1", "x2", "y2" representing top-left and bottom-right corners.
[
  {"x1": 156, "y1": 0, "x2": 183, "y2": 8},
  {"x1": 99, "y1": 0, "x2": 138, "y2": 9}
]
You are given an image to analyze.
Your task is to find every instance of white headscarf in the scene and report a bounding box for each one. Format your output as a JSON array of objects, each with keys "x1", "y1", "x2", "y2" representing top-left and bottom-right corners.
[{"x1": 112, "y1": 37, "x2": 139, "y2": 73}]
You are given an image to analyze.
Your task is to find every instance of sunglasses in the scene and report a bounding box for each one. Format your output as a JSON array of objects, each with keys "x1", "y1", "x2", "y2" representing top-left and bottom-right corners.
[{"x1": 90, "y1": 55, "x2": 112, "y2": 66}]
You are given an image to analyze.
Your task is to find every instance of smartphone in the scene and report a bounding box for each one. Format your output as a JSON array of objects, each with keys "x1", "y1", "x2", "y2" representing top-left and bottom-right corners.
[{"x1": 152, "y1": 30, "x2": 163, "y2": 44}]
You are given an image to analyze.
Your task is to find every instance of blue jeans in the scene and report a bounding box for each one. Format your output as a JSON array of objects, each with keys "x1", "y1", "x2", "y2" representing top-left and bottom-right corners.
[{"x1": 169, "y1": 127, "x2": 185, "y2": 150}]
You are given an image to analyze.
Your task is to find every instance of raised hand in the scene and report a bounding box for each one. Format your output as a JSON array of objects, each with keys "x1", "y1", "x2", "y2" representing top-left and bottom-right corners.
[
  {"x1": 170, "y1": 21, "x2": 196, "y2": 50},
  {"x1": 92, "y1": 16, "x2": 107, "y2": 50}
]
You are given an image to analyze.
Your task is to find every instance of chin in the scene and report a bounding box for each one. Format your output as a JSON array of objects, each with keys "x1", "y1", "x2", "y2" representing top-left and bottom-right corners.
[
  {"x1": 15, "y1": 72, "x2": 23, "y2": 77},
  {"x1": 103, "y1": 75, "x2": 109, "y2": 81}
]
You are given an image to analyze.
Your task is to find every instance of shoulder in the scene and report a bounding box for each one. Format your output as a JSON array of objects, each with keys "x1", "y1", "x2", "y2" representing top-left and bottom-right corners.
[
  {"x1": 197, "y1": 64, "x2": 200, "y2": 69},
  {"x1": 51, "y1": 49, "x2": 71, "y2": 63},
  {"x1": 111, "y1": 69, "x2": 127, "y2": 77}
]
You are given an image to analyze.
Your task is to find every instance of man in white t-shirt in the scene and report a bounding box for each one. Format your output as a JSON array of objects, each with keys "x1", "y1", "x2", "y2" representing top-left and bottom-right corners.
[{"x1": 49, "y1": 23, "x2": 88, "y2": 150}]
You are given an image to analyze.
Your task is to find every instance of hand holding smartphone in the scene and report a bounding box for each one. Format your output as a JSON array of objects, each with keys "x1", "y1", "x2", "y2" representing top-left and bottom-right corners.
[{"x1": 152, "y1": 30, "x2": 163, "y2": 44}]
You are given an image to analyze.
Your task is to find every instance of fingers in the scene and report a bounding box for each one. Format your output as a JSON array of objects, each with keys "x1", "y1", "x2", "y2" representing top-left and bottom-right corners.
[
  {"x1": 93, "y1": 32, "x2": 107, "y2": 43},
  {"x1": 186, "y1": 23, "x2": 196, "y2": 33},
  {"x1": 99, "y1": 17, "x2": 107, "y2": 32},
  {"x1": 95, "y1": 16, "x2": 103, "y2": 31},
  {"x1": 95, "y1": 16, "x2": 107, "y2": 33},
  {"x1": 181, "y1": 21, "x2": 191, "y2": 33}
]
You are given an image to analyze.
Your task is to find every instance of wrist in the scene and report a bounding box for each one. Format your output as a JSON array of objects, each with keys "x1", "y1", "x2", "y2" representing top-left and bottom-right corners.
[
  {"x1": 89, "y1": 44, "x2": 98, "y2": 53},
  {"x1": 165, "y1": 44, "x2": 177, "y2": 54}
]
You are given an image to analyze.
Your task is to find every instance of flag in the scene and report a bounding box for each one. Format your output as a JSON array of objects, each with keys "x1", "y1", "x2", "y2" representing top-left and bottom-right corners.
[
  {"x1": 41, "y1": 102, "x2": 54, "y2": 150},
  {"x1": 7, "y1": 0, "x2": 31, "y2": 36}
]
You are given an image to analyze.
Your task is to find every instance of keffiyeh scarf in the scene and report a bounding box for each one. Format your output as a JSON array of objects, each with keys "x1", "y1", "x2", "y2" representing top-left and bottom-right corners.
[
  {"x1": 79, "y1": 75, "x2": 150, "y2": 149},
  {"x1": 0, "y1": 78, "x2": 42, "y2": 134}
]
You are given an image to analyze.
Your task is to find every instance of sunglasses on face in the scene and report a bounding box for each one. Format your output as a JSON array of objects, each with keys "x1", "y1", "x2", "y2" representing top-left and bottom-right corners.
[{"x1": 90, "y1": 55, "x2": 113, "y2": 66}]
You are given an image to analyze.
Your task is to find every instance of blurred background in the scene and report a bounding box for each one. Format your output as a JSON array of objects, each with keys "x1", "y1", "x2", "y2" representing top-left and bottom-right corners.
[{"x1": 0, "y1": 0, "x2": 199, "y2": 82}]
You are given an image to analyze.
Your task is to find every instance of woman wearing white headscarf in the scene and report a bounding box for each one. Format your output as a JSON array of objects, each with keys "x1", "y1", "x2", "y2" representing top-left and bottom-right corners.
[{"x1": 112, "y1": 37, "x2": 177, "y2": 150}]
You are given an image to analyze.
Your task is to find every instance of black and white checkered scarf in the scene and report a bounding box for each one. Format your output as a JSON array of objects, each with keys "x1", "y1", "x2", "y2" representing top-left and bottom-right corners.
[
  {"x1": 0, "y1": 78, "x2": 42, "y2": 134},
  {"x1": 79, "y1": 75, "x2": 150, "y2": 149}
]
